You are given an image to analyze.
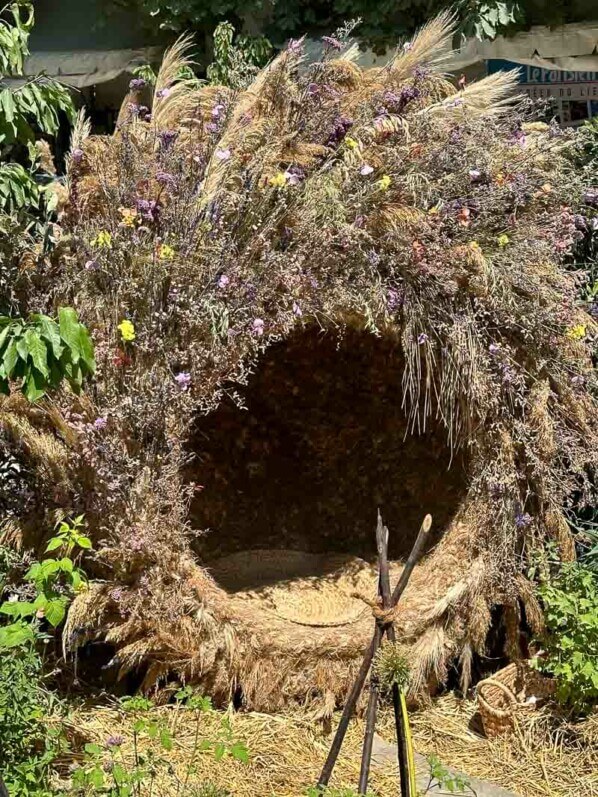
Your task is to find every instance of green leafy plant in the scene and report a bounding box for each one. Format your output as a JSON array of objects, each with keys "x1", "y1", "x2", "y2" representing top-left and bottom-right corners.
[
  {"x1": 0, "y1": 2, "x2": 75, "y2": 213},
  {"x1": 0, "y1": 642, "x2": 64, "y2": 797},
  {"x1": 68, "y1": 691, "x2": 248, "y2": 796},
  {"x1": 173, "y1": 686, "x2": 248, "y2": 797},
  {"x1": 372, "y1": 642, "x2": 411, "y2": 695},
  {"x1": 0, "y1": 534, "x2": 73, "y2": 797},
  {"x1": 70, "y1": 705, "x2": 174, "y2": 796},
  {"x1": 0, "y1": 308, "x2": 95, "y2": 400},
  {"x1": 425, "y1": 754, "x2": 474, "y2": 795},
  {"x1": 531, "y1": 559, "x2": 598, "y2": 714},
  {"x1": 206, "y1": 21, "x2": 272, "y2": 89},
  {"x1": 0, "y1": 515, "x2": 91, "y2": 648}
]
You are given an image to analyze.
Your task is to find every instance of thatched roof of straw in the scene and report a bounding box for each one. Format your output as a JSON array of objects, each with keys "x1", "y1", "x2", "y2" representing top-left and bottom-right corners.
[{"x1": 6, "y1": 13, "x2": 597, "y2": 709}]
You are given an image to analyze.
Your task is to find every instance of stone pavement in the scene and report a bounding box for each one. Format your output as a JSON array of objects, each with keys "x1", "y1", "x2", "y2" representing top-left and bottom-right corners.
[{"x1": 371, "y1": 734, "x2": 520, "y2": 797}]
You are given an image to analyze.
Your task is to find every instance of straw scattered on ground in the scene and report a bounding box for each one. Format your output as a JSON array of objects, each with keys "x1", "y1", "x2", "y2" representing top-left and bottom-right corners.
[{"x1": 57, "y1": 696, "x2": 598, "y2": 796}]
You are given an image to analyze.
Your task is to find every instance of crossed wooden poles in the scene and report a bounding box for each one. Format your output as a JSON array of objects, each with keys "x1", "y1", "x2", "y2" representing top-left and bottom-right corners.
[{"x1": 316, "y1": 511, "x2": 432, "y2": 796}]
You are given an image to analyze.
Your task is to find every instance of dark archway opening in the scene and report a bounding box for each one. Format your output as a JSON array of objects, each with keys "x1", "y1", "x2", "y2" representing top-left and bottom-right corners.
[{"x1": 187, "y1": 327, "x2": 468, "y2": 568}]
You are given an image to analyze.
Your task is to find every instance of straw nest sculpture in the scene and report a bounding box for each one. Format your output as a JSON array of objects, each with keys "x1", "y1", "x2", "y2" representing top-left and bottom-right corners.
[{"x1": 2, "y1": 13, "x2": 597, "y2": 713}]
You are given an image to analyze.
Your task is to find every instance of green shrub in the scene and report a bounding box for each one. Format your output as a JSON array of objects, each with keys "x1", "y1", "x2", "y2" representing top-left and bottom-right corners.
[
  {"x1": 0, "y1": 612, "x2": 63, "y2": 797},
  {"x1": 0, "y1": 309, "x2": 95, "y2": 401},
  {"x1": 532, "y1": 561, "x2": 598, "y2": 714}
]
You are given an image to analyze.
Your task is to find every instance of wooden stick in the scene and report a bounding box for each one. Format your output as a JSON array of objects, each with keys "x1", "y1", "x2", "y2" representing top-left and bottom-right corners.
[
  {"x1": 316, "y1": 513, "x2": 432, "y2": 790},
  {"x1": 378, "y1": 521, "x2": 410, "y2": 797},
  {"x1": 316, "y1": 636, "x2": 377, "y2": 788},
  {"x1": 357, "y1": 514, "x2": 387, "y2": 794},
  {"x1": 390, "y1": 514, "x2": 432, "y2": 606}
]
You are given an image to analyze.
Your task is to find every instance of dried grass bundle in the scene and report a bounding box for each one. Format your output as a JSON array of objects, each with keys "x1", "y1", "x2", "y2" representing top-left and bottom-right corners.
[{"x1": 5, "y1": 12, "x2": 596, "y2": 708}]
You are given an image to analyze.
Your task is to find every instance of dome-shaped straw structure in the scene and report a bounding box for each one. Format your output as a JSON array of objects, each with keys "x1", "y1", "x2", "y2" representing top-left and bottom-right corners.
[{"x1": 3, "y1": 13, "x2": 597, "y2": 712}]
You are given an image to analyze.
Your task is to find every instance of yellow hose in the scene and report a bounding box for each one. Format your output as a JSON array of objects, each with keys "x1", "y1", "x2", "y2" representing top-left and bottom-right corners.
[{"x1": 400, "y1": 692, "x2": 418, "y2": 797}]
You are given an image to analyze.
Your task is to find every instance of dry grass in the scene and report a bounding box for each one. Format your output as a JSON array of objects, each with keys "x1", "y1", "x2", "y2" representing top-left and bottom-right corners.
[
  {"x1": 385, "y1": 695, "x2": 598, "y2": 797},
  {"x1": 56, "y1": 697, "x2": 597, "y2": 796}
]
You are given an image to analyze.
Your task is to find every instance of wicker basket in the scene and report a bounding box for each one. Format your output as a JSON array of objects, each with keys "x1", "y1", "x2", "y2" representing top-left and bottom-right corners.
[{"x1": 477, "y1": 661, "x2": 555, "y2": 738}]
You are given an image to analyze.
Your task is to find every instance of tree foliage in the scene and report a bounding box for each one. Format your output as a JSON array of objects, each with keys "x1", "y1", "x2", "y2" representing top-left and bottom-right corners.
[
  {"x1": 0, "y1": 2, "x2": 74, "y2": 217},
  {"x1": 108, "y1": 0, "x2": 587, "y2": 52}
]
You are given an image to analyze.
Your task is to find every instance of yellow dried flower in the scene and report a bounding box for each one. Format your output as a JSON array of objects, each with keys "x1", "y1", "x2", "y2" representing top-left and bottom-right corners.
[
  {"x1": 118, "y1": 207, "x2": 137, "y2": 227},
  {"x1": 159, "y1": 244, "x2": 175, "y2": 261},
  {"x1": 118, "y1": 319, "x2": 136, "y2": 342},
  {"x1": 344, "y1": 137, "x2": 359, "y2": 150},
  {"x1": 92, "y1": 230, "x2": 112, "y2": 249},
  {"x1": 497, "y1": 234, "x2": 510, "y2": 248},
  {"x1": 268, "y1": 172, "x2": 287, "y2": 188},
  {"x1": 378, "y1": 174, "x2": 391, "y2": 191},
  {"x1": 566, "y1": 324, "x2": 586, "y2": 341},
  {"x1": 469, "y1": 241, "x2": 481, "y2": 252}
]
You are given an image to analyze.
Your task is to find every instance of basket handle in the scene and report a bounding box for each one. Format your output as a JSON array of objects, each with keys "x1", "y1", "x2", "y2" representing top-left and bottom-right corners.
[{"x1": 477, "y1": 676, "x2": 519, "y2": 719}]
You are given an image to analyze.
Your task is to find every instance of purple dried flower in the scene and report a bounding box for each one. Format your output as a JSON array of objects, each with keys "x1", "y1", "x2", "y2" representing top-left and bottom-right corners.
[
  {"x1": 326, "y1": 116, "x2": 353, "y2": 147},
  {"x1": 489, "y1": 482, "x2": 505, "y2": 498},
  {"x1": 488, "y1": 343, "x2": 500, "y2": 355},
  {"x1": 252, "y1": 318, "x2": 265, "y2": 336},
  {"x1": 570, "y1": 374, "x2": 585, "y2": 388},
  {"x1": 413, "y1": 64, "x2": 430, "y2": 80},
  {"x1": 218, "y1": 274, "x2": 230, "y2": 289},
  {"x1": 386, "y1": 289, "x2": 400, "y2": 311},
  {"x1": 509, "y1": 128, "x2": 527, "y2": 148},
  {"x1": 93, "y1": 417, "x2": 107, "y2": 431},
  {"x1": 156, "y1": 171, "x2": 176, "y2": 187},
  {"x1": 501, "y1": 365, "x2": 516, "y2": 384},
  {"x1": 360, "y1": 164, "x2": 374, "y2": 176},
  {"x1": 106, "y1": 735, "x2": 125, "y2": 748},
  {"x1": 129, "y1": 78, "x2": 146, "y2": 91},
  {"x1": 135, "y1": 198, "x2": 160, "y2": 222},
  {"x1": 205, "y1": 122, "x2": 219, "y2": 134},
  {"x1": 417, "y1": 333, "x2": 428, "y2": 345},
  {"x1": 85, "y1": 259, "x2": 99, "y2": 271},
  {"x1": 284, "y1": 166, "x2": 305, "y2": 186},
  {"x1": 158, "y1": 130, "x2": 178, "y2": 150},
  {"x1": 588, "y1": 301, "x2": 598, "y2": 318},
  {"x1": 71, "y1": 148, "x2": 84, "y2": 164},
  {"x1": 307, "y1": 82, "x2": 320, "y2": 96},
  {"x1": 515, "y1": 512, "x2": 532, "y2": 529},
  {"x1": 175, "y1": 372, "x2": 192, "y2": 390},
  {"x1": 382, "y1": 87, "x2": 419, "y2": 115},
  {"x1": 156, "y1": 87, "x2": 170, "y2": 99},
  {"x1": 322, "y1": 35, "x2": 343, "y2": 51},
  {"x1": 469, "y1": 169, "x2": 482, "y2": 182},
  {"x1": 211, "y1": 103, "x2": 225, "y2": 118},
  {"x1": 215, "y1": 148, "x2": 231, "y2": 161},
  {"x1": 292, "y1": 301, "x2": 303, "y2": 317},
  {"x1": 368, "y1": 249, "x2": 381, "y2": 266},
  {"x1": 582, "y1": 188, "x2": 598, "y2": 207},
  {"x1": 287, "y1": 38, "x2": 304, "y2": 54}
]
